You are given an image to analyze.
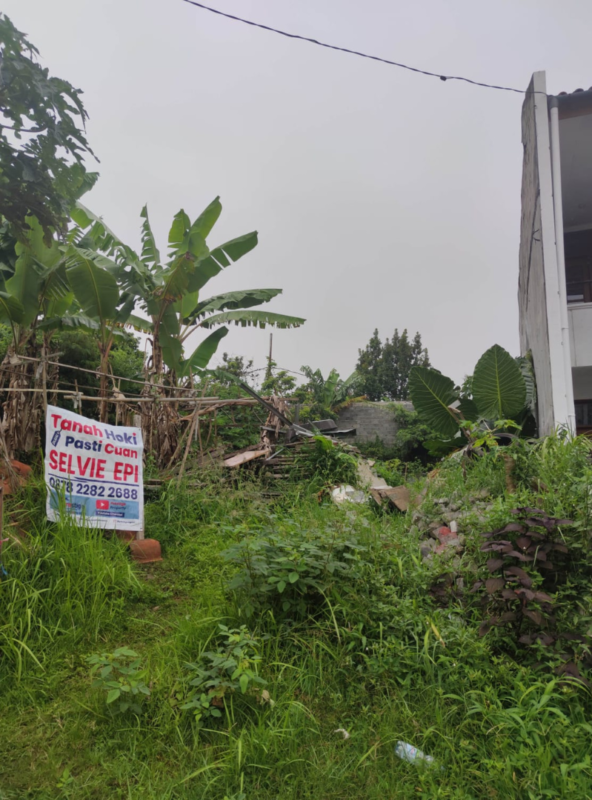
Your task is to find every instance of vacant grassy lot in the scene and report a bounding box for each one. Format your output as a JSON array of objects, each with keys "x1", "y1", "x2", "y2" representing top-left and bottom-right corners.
[{"x1": 2, "y1": 436, "x2": 592, "y2": 799}]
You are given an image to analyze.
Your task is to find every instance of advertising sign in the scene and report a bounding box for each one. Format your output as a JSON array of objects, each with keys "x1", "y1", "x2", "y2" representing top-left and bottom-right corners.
[{"x1": 45, "y1": 405, "x2": 144, "y2": 531}]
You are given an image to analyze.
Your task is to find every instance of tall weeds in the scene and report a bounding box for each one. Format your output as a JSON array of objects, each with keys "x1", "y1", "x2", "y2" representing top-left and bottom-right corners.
[{"x1": 0, "y1": 478, "x2": 138, "y2": 681}]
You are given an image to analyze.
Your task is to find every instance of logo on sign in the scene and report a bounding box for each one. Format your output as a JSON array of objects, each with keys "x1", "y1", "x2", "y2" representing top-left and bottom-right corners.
[{"x1": 96, "y1": 499, "x2": 110, "y2": 510}]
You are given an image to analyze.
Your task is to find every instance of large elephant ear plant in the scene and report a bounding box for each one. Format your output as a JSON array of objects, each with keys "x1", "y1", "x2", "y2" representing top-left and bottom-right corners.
[{"x1": 409, "y1": 344, "x2": 533, "y2": 444}]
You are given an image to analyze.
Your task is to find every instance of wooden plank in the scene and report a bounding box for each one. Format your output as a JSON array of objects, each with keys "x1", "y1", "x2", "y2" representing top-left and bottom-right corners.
[{"x1": 223, "y1": 449, "x2": 268, "y2": 468}]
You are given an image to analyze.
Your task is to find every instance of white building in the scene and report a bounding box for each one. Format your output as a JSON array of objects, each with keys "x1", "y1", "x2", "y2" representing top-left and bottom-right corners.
[{"x1": 518, "y1": 72, "x2": 592, "y2": 435}]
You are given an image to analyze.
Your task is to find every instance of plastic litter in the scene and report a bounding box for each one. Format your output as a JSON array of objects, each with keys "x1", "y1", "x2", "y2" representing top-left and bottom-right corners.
[
  {"x1": 395, "y1": 741, "x2": 437, "y2": 767},
  {"x1": 331, "y1": 485, "x2": 366, "y2": 504},
  {"x1": 333, "y1": 728, "x2": 351, "y2": 739}
]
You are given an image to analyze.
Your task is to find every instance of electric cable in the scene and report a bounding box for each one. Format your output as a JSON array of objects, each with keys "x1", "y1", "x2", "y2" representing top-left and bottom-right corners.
[{"x1": 181, "y1": 0, "x2": 544, "y2": 96}]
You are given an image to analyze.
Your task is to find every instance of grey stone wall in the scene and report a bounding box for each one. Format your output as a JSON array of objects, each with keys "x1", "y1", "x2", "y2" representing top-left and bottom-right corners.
[{"x1": 336, "y1": 401, "x2": 413, "y2": 446}]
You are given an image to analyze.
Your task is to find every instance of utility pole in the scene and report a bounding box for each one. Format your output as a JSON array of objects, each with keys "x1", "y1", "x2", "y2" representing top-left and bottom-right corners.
[{"x1": 265, "y1": 333, "x2": 273, "y2": 383}]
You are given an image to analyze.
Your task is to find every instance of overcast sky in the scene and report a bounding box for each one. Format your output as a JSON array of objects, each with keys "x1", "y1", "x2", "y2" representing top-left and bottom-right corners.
[{"x1": 6, "y1": 0, "x2": 592, "y2": 383}]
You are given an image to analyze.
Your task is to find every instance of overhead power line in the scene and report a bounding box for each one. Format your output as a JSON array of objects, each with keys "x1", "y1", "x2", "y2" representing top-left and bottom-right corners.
[{"x1": 182, "y1": 0, "x2": 542, "y2": 96}]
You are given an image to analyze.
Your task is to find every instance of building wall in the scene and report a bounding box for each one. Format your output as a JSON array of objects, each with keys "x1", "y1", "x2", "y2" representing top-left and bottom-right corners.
[
  {"x1": 336, "y1": 401, "x2": 413, "y2": 447},
  {"x1": 518, "y1": 72, "x2": 568, "y2": 434}
]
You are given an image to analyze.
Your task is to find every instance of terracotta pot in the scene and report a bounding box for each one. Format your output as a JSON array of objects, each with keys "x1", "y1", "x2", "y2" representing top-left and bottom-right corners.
[
  {"x1": 130, "y1": 538, "x2": 162, "y2": 563},
  {"x1": 1, "y1": 460, "x2": 33, "y2": 495}
]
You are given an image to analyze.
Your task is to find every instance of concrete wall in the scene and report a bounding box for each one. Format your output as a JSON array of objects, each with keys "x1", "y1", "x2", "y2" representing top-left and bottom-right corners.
[
  {"x1": 518, "y1": 72, "x2": 569, "y2": 434},
  {"x1": 336, "y1": 401, "x2": 413, "y2": 447}
]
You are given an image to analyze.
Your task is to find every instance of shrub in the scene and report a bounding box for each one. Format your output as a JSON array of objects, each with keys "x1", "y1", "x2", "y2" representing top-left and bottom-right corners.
[
  {"x1": 87, "y1": 647, "x2": 151, "y2": 714},
  {"x1": 223, "y1": 524, "x2": 367, "y2": 618},
  {"x1": 309, "y1": 436, "x2": 359, "y2": 485},
  {"x1": 180, "y1": 625, "x2": 266, "y2": 724}
]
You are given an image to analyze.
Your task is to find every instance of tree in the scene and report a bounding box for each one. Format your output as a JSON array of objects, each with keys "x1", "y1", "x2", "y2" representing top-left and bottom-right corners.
[
  {"x1": 356, "y1": 329, "x2": 429, "y2": 401},
  {"x1": 218, "y1": 352, "x2": 254, "y2": 384},
  {"x1": 261, "y1": 360, "x2": 297, "y2": 396},
  {"x1": 356, "y1": 329, "x2": 383, "y2": 401},
  {"x1": 299, "y1": 365, "x2": 361, "y2": 409},
  {"x1": 380, "y1": 329, "x2": 430, "y2": 400},
  {"x1": 72, "y1": 198, "x2": 305, "y2": 464},
  {"x1": 74, "y1": 199, "x2": 305, "y2": 383},
  {"x1": 0, "y1": 14, "x2": 97, "y2": 240}
]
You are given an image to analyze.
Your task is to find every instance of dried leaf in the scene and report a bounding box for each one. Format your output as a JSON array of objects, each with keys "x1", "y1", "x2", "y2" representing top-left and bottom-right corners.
[
  {"x1": 485, "y1": 577, "x2": 504, "y2": 594},
  {"x1": 470, "y1": 580, "x2": 483, "y2": 593},
  {"x1": 519, "y1": 634, "x2": 533, "y2": 645},
  {"x1": 487, "y1": 558, "x2": 504, "y2": 572}
]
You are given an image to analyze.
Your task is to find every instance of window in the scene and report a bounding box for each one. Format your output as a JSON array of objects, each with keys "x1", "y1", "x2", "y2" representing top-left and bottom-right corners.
[
  {"x1": 575, "y1": 399, "x2": 592, "y2": 430},
  {"x1": 565, "y1": 230, "x2": 592, "y2": 304}
]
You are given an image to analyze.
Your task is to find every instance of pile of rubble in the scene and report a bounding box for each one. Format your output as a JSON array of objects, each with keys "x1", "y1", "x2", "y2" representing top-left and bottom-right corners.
[{"x1": 409, "y1": 488, "x2": 495, "y2": 566}]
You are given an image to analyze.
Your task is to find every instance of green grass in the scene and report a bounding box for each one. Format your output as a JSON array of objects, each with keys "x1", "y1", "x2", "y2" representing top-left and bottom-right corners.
[{"x1": 2, "y1": 439, "x2": 592, "y2": 798}]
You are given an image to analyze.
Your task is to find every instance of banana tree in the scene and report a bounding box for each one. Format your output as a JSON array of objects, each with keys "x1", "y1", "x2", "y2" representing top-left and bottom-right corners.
[
  {"x1": 64, "y1": 245, "x2": 135, "y2": 422},
  {"x1": 300, "y1": 366, "x2": 362, "y2": 410},
  {"x1": 126, "y1": 199, "x2": 305, "y2": 382},
  {"x1": 408, "y1": 344, "x2": 534, "y2": 450},
  {"x1": 72, "y1": 197, "x2": 305, "y2": 464}
]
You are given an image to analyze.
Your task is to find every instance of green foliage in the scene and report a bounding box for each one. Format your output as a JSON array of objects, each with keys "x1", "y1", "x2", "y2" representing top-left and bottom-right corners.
[
  {"x1": 0, "y1": 14, "x2": 97, "y2": 240},
  {"x1": 6, "y1": 437, "x2": 592, "y2": 797},
  {"x1": 371, "y1": 458, "x2": 405, "y2": 485},
  {"x1": 180, "y1": 625, "x2": 266, "y2": 724},
  {"x1": 309, "y1": 436, "x2": 359, "y2": 485},
  {"x1": 409, "y1": 344, "x2": 535, "y2": 446},
  {"x1": 0, "y1": 478, "x2": 138, "y2": 679},
  {"x1": 203, "y1": 357, "x2": 264, "y2": 451},
  {"x1": 108, "y1": 334, "x2": 144, "y2": 396},
  {"x1": 223, "y1": 523, "x2": 367, "y2": 618},
  {"x1": 0, "y1": 321, "x2": 13, "y2": 363},
  {"x1": 75, "y1": 198, "x2": 305, "y2": 380},
  {"x1": 87, "y1": 647, "x2": 150, "y2": 715},
  {"x1": 356, "y1": 328, "x2": 430, "y2": 401},
  {"x1": 408, "y1": 367, "x2": 459, "y2": 437},
  {"x1": 472, "y1": 344, "x2": 527, "y2": 420},
  {"x1": 261, "y1": 359, "x2": 297, "y2": 396},
  {"x1": 295, "y1": 365, "x2": 362, "y2": 419}
]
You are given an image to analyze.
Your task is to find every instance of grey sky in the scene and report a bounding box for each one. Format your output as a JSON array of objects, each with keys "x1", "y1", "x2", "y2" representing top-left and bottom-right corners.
[{"x1": 6, "y1": 0, "x2": 592, "y2": 384}]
